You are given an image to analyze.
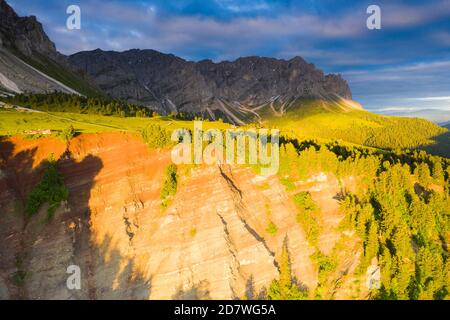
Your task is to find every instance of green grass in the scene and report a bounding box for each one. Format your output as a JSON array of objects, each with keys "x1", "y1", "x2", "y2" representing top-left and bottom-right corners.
[
  {"x1": 189, "y1": 227, "x2": 197, "y2": 238},
  {"x1": 0, "y1": 109, "x2": 231, "y2": 137},
  {"x1": 1, "y1": 97, "x2": 449, "y2": 158},
  {"x1": 13, "y1": 252, "x2": 29, "y2": 287},
  {"x1": 160, "y1": 164, "x2": 178, "y2": 208}
]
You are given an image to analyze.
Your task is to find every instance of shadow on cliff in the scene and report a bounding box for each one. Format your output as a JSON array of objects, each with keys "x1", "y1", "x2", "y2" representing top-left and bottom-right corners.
[
  {"x1": 0, "y1": 139, "x2": 42, "y2": 207},
  {"x1": 0, "y1": 137, "x2": 151, "y2": 299},
  {"x1": 245, "y1": 275, "x2": 268, "y2": 300},
  {"x1": 0, "y1": 139, "x2": 38, "y2": 299},
  {"x1": 172, "y1": 280, "x2": 211, "y2": 300},
  {"x1": 59, "y1": 148, "x2": 152, "y2": 300},
  {"x1": 87, "y1": 234, "x2": 152, "y2": 300}
]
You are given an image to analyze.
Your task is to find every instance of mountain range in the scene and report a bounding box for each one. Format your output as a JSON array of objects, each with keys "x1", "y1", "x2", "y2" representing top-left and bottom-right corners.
[
  {"x1": 0, "y1": 0, "x2": 353, "y2": 124},
  {"x1": 68, "y1": 49, "x2": 352, "y2": 122}
]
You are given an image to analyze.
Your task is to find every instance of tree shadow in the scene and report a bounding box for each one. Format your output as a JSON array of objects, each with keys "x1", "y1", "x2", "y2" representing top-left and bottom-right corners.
[
  {"x1": 245, "y1": 275, "x2": 268, "y2": 300},
  {"x1": 0, "y1": 138, "x2": 52, "y2": 298},
  {"x1": 172, "y1": 280, "x2": 211, "y2": 300},
  {"x1": 0, "y1": 137, "x2": 152, "y2": 299},
  {"x1": 56, "y1": 148, "x2": 152, "y2": 300},
  {"x1": 0, "y1": 139, "x2": 43, "y2": 207},
  {"x1": 87, "y1": 235, "x2": 152, "y2": 300}
]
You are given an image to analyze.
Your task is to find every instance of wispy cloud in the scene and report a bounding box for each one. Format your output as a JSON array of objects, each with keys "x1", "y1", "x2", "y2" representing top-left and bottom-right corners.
[
  {"x1": 214, "y1": 0, "x2": 271, "y2": 13},
  {"x1": 382, "y1": 0, "x2": 450, "y2": 28},
  {"x1": 376, "y1": 106, "x2": 450, "y2": 112},
  {"x1": 409, "y1": 96, "x2": 450, "y2": 102}
]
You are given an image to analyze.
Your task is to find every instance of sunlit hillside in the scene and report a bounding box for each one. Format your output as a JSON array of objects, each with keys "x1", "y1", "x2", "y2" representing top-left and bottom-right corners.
[{"x1": 257, "y1": 98, "x2": 449, "y2": 157}]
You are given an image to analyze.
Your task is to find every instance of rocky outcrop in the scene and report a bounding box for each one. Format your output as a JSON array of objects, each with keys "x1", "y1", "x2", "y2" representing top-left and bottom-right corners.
[
  {"x1": 0, "y1": 48, "x2": 83, "y2": 95},
  {"x1": 0, "y1": 0, "x2": 57, "y2": 59},
  {"x1": 0, "y1": 0, "x2": 100, "y2": 96},
  {"x1": 68, "y1": 49, "x2": 352, "y2": 121}
]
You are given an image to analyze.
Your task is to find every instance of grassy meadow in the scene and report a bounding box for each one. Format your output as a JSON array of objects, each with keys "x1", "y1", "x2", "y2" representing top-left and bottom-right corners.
[{"x1": 0, "y1": 108, "x2": 231, "y2": 137}]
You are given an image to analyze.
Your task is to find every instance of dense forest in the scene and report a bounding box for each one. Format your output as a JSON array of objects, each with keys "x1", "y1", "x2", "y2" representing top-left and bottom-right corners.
[
  {"x1": 273, "y1": 136, "x2": 450, "y2": 299},
  {"x1": 1, "y1": 93, "x2": 153, "y2": 117},
  {"x1": 265, "y1": 99, "x2": 449, "y2": 157}
]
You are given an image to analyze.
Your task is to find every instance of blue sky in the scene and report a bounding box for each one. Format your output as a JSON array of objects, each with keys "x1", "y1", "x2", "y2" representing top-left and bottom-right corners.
[{"x1": 8, "y1": 0, "x2": 450, "y2": 122}]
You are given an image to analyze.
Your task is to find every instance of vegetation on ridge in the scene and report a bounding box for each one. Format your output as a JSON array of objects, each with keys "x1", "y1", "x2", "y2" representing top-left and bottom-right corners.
[
  {"x1": 261, "y1": 99, "x2": 449, "y2": 157},
  {"x1": 25, "y1": 155, "x2": 68, "y2": 221},
  {"x1": 2, "y1": 92, "x2": 152, "y2": 117},
  {"x1": 161, "y1": 164, "x2": 178, "y2": 208}
]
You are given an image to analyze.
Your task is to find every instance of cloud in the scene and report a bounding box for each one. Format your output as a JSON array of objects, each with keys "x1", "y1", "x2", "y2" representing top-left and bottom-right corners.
[
  {"x1": 371, "y1": 106, "x2": 450, "y2": 123},
  {"x1": 433, "y1": 31, "x2": 450, "y2": 46},
  {"x1": 345, "y1": 58, "x2": 450, "y2": 117},
  {"x1": 214, "y1": 0, "x2": 271, "y2": 13},
  {"x1": 344, "y1": 60, "x2": 450, "y2": 83},
  {"x1": 409, "y1": 96, "x2": 450, "y2": 102},
  {"x1": 382, "y1": 0, "x2": 450, "y2": 28},
  {"x1": 376, "y1": 106, "x2": 450, "y2": 112},
  {"x1": 44, "y1": 2, "x2": 371, "y2": 64}
]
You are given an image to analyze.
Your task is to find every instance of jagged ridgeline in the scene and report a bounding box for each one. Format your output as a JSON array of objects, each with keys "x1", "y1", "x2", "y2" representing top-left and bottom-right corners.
[
  {"x1": 0, "y1": 0, "x2": 100, "y2": 96},
  {"x1": 68, "y1": 49, "x2": 352, "y2": 121}
]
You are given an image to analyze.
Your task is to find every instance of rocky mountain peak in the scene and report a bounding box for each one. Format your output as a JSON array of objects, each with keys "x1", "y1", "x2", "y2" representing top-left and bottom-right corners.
[
  {"x1": 69, "y1": 49, "x2": 353, "y2": 122},
  {"x1": 0, "y1": 0, "x2": 57, "y2": 57}
]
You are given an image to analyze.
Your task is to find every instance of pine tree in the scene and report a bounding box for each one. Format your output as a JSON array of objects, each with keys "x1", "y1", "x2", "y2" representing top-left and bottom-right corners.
[
  {"x1": 431, "y1": 158, "x2": 444, "y2": 182},
  {"x1": 279, "y1": 241, "x2": 292, "y2": 296},
  {"x1": 268, "y1": 241, "x2": 306, "y2": 300},
  {"x1": 415, "y1": 162, "x2": 431, "y2": 187},
  {"x1": 363, "y1": 219, "x2": 379, "y2": 267}
]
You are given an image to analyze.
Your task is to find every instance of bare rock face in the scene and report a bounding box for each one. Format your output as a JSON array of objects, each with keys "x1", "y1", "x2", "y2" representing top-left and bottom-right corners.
[
  {"x1": 0, "y1": 0, "x2": 57, "y2": 58},
  {"x1": 68, "y1": 49, "x2": 352, "y2": 121},
  {"x1": 0, "y1": 0, "x2": 100, "y2": 96}
]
